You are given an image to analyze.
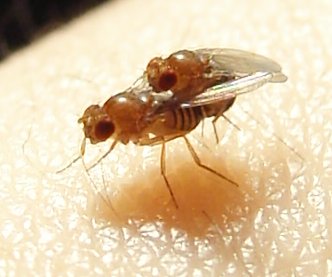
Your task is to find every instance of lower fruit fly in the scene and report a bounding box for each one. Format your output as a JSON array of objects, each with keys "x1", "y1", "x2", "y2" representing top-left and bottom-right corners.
[{"x1": 68, "y1": 48, "x2": 288, "y2": 209}]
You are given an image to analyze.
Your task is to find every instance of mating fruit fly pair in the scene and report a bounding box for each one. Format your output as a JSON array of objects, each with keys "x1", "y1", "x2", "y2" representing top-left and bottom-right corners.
[{"x1": 62, "y1": 48, "x2": 288, "y2": 209}]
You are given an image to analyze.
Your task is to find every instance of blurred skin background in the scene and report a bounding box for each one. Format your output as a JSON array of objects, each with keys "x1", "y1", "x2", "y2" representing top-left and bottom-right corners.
[{"x1": 0, "y1": 0, "x2": 107, "y2": 60}]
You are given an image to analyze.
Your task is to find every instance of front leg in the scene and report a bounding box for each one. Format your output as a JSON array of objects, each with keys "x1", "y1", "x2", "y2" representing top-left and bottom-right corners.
[{"x1": 137, "y1": 134, "x2": 184, "y2": 146}]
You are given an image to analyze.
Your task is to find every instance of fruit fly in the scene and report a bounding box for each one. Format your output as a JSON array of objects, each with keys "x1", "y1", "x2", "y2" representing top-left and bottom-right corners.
[
  {"x1": 146, "y1": 48, "x2": 287, "y2": 103},
  {"x1": 70, "y1": 48, "x2": 287, "y2": 209}
]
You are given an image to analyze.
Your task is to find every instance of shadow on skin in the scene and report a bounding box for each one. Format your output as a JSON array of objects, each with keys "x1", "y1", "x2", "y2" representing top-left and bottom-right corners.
[{"x1": 90, "y1": 153, "x2": 264, "y2": 238}]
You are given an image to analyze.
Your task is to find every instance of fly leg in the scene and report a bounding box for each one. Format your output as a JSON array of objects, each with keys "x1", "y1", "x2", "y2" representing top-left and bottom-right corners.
[
  {"x1": 87, "y1": 139, "x2": 118, "y2": 171},
  {"x1": 183, "y1": 136, "x2": 239, "y2": 187},
  {"x1": 137, "y1": 136, "x2": 180, "y2": 209},
  {"x1": 138, "y1": 134, "x2": 184, "y2": 146},
  {"x1": 240, "y1": 107, "x2": 304, "y2": 161},
  {"x1": 160, "y1": 140, "x2": 179, "y2": 209},
  {"x1": 211, "y1": 118, "x2": 220, "y2": 144},
  {"x1": 212, "y1": 112, "x2": 241, "y2": 144},
  {"x1": 56, "y1": 137, "x2": 87, "y2": 173}
]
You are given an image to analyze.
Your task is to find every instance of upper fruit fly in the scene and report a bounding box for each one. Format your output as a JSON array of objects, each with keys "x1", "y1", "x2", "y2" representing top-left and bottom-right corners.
[
  {"x1": 65, "y1": 48, "x2": 288, "y2": 209},
  {"x1": 146, "y1": 48, "x2": 287, "y2": 102}
]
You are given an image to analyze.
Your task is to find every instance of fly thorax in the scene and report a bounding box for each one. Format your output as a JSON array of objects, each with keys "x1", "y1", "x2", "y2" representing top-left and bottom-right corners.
[{"x1": 103, "y1": 92, "x2": 151, "y2": 140}]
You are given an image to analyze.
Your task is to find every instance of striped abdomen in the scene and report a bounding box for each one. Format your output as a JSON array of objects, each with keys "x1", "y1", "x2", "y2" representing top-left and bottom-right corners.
[{"x1": 163, "y1": 97, "x2": 236, "y2": 132}]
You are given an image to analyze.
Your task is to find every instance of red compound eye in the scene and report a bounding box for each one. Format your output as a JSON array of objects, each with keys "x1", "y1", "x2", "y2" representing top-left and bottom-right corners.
[
  {"x1": 94, "y1": 119, "x2": 115, "y2": 141},
  {"x1": 158, "y1": 71, "x2": 177, "y2": 91}
]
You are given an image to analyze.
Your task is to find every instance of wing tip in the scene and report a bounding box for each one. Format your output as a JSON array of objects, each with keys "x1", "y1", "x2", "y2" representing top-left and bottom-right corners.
[{"x1": 271, "y1": 72, "x2": 288, "y2": 83}]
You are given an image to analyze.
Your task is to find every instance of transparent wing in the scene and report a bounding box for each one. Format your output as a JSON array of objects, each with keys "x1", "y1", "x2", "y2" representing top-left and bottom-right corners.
[
  {"x1": 181, "y1": 71, "x2": 273, "y2": 107},
  {"x1": 195, "y1": 48, "x2": 288, "y2": 83},
  {"x1": 180, "y1": 48, "x2": 288, "y2": 108}
]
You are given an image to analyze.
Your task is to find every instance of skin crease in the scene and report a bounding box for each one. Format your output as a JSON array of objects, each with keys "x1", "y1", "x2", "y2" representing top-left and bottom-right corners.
[{"x1": 0, "y1": 0, "x2": 331, "y2": 275}]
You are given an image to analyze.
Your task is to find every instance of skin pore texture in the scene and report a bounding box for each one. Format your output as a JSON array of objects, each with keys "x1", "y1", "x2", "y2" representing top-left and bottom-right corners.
[{"x1": 0, "y1": 0, "x2": 331, "y2": 275}]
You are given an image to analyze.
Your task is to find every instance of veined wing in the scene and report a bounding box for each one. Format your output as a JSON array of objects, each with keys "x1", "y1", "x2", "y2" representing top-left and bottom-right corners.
[
  {"x1": 181, "y1": 71, "x2": 274, "y2": 107},
  {"x1": 195, "y1": 48, "x2": 288, "y2": 83}
]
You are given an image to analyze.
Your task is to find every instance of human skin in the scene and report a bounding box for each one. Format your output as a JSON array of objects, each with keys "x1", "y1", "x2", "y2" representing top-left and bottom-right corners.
[{"x1": 0, "y1": 0, "x2": 331, "y2": 275}]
